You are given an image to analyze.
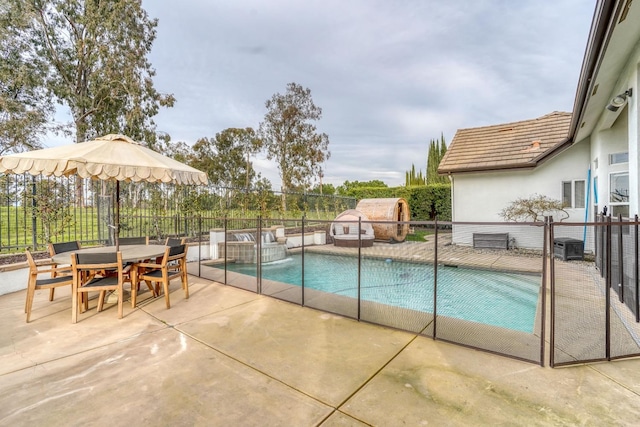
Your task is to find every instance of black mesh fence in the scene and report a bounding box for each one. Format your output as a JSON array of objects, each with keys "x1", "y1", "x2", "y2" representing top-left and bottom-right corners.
[
  {"x1": 551, "y1": 217, "x2": 640, "y2": 367},
  {"x1": 433, "y1": 221, "x2": 546, "y2": 363},
  {"x1": 12, "y1": 194, "x2": 640, "y2": 367},
  {"x1": 196, "y1": 216, "x2": 546, "y2": 365}
]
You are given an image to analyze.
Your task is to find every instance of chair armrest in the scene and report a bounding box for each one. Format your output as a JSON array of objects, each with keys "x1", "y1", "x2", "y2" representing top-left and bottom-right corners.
[
  {"x1": 135, "y1": 262, "x2": 162, "y2": 269},
  {"x1": 37, "y1": 264, "x2": 73, "y2": 274}
]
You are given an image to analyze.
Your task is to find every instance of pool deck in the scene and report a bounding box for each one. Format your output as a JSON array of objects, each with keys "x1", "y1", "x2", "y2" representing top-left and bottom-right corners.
[{"x1": 2, "y1": 261, "x2": 640, "y2": 425}]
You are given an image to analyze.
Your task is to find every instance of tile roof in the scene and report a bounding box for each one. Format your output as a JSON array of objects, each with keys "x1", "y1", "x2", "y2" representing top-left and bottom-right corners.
[{"x1": 438, "y1": 112, "x2": 572, "y2": 174}]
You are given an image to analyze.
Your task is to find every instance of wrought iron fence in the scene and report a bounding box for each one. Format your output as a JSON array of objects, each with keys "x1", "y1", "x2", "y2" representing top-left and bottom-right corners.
[{"x1": 0, "y1": 173, "x2": 355, "y2": 253}]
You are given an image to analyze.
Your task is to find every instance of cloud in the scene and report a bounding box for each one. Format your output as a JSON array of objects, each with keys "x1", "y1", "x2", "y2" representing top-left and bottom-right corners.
[{"x1": 52, "y1": 0, "x2": 595, "y2": 189}]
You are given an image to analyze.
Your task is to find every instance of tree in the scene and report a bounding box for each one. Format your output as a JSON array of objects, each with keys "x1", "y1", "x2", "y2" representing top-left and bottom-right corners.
[
  {"x1": 0, "y1": 1, "x2": 52, "y2": 155},
  {"x1": 258, "y1": 82, "x2": 330, "y2": 212},
  {"x1": 163, "y1": 140, "x2": 196, "y2": 165},
  {"x1": 426, "y1": 133, "x2": 448, "y2": 184},
  {"x1": 499, "y1": 194, "x2": 569, "y2": 222},
  {"x1": 309, "y1": 183, "x2": 335, "y2": 195},
  {"x1": 337, "y1": 180, "x2": 387, "y2": 196},
  {"x1": 405, "y1": 164, "x2": 426, "y2": 186},
  {"x1": 192, "y1": 127, "x2": 262, "y2": 189},
  {"x1": 23, "y1": 0, "x2": 175, "y2": 147}
]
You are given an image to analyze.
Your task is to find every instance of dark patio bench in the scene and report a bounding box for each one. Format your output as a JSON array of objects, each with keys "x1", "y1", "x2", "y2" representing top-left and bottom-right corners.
[{"x1": 473, "y1": 233, "x2": 509, "y2": 250}]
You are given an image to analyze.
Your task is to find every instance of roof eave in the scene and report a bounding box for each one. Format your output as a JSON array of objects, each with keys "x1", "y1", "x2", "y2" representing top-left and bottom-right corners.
[
  {"x1": 438, "y1": 162, "x2": 536, "y2": 175},
  {"x1": 568, "y1": 0, "x2": 618, "y2": 139}
]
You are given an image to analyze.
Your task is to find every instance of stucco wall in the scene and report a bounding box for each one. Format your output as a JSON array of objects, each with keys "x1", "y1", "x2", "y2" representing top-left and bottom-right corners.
[
  {"x1": 450, "y1": 141, "x2": 591, "y2": 223},
  {"x1": 585, "y1": 42, "x2": 639, "y2": 217},
  {"x1": 589, "y1": 108, "x2": 629, "y2": 216}
]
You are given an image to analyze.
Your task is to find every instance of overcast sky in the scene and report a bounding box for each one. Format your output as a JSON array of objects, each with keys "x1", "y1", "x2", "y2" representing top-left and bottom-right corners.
[{"x1": 74, "y1": 1, "x2": 599, "y2": 188}]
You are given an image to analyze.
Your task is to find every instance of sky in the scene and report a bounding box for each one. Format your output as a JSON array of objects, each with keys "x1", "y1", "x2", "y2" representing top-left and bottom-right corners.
[{"x1": 56, "y1": 1, "x2": 596, "y2": 189}]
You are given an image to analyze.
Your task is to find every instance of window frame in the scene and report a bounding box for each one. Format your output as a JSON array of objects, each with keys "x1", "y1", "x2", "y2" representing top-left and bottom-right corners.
[
  {"x1": 609, "y1": 171, "x2": 629, "y2": 218},
  {"x1": 561, "y1": 179, "x2": 586, "y2": 209},
  {"x1": 609, "y1": 152, "x2": 629, "y2": 165}
]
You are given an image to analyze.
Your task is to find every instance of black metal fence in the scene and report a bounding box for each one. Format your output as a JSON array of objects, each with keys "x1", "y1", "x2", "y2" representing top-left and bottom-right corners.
[{"x1": 0, "y1": 174, "x2": 355, "y2": 253}]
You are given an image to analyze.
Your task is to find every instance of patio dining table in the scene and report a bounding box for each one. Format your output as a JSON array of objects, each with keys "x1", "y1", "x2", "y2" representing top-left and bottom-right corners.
[
  {"x1": 51, "y1": 244, "x2": 168, "y2": 265},
  {"x1": 52, "y1": 244, "x2": 169, "y2": 306}
]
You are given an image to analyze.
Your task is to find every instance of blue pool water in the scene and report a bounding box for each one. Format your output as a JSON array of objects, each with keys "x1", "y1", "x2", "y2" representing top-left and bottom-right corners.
[{"x1": 222, "y1": 253, "x2": 540, "y2": 333}]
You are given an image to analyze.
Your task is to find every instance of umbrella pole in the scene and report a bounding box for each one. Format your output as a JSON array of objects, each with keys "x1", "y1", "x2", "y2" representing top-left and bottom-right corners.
[{"x1": 115, "y1": 181, "x2": 120, "y2": 251}]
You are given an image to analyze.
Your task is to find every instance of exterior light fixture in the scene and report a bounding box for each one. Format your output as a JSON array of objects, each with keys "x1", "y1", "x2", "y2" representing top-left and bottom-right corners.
[{"x1": 607, "y1": 88, "x2": 633, "y2": 112}]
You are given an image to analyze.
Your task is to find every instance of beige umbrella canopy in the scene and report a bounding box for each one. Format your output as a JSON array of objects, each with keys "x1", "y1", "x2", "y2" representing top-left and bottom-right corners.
[
  {"x1": 0, "y1": 134, "x2": 209, "y2": 249},
  {"x1": 0, "y1": 134, "x2": 208, "y2": 185}
]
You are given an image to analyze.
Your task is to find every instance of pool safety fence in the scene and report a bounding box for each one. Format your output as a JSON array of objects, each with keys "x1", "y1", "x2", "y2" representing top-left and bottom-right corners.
[
  {"x1": 6, "y1": 201, "x2": 640, "y2": 367},
  {"x1": 550, "y1": 216, "x2": 640, "y2": 367},
  {"x1": 197, "y1": 217, "x2": 548, "y2": 366}
]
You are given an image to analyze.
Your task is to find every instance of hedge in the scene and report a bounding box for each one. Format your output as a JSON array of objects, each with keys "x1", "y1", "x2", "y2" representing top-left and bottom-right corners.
[{"x1": 346, "y1": 184, "x2": 451, "y2": 221}]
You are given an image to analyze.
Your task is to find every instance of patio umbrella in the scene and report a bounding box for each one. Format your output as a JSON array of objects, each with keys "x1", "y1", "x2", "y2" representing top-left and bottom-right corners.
[{"x1": 0, "y1": 134, "x2": 208, "y2": 250}]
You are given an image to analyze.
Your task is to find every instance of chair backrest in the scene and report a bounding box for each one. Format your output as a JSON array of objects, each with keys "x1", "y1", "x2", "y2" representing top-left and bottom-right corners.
[
  {"x1": 160, "y1": 244, "x2": 186, "y2": 266},
  {"x1": 118, "y1": 236, "x2": 149, "y2": 245},
  {"x1": 165, "y1": 237, "x2": 186, "y2": 247},
  {"x1": 72, "y1": 251, "x2": 123, "y2": 272},
  {"x1": 169, "y1": 244, "x2": 186, "y2": 257},
  {"x1": 49, "y1": 241, "x2": 81, "y2": 256}
]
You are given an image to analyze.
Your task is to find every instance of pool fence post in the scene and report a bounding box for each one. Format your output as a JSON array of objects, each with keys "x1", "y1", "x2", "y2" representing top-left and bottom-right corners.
[
  {"x1": 635, "y1": 215, "x2": 639, "y2": 323},
  {"x1": 301, "y1": 215, "x2": 305, "y2": 307},
  {"x1": 433, "y1": 217, "x2": 438, "y2": 340},
  {"x1": 257, "y1": 216, "x2": 262, "y2": 295},
  {"x1": 224, "y1": 217, "x2": 228, "y2": 286},
  {"x1": 198, "y1": 215, "x2": 202, "y2": 277},
  {"x1": 540, "y1": 217, "x2": 549, "y2": 367},
  {"x1": 548, "y1": 216, "x2": 555, "y2": 367},
  {"x1": 357, "y1": 216, "x2": 361, "y2": 321},
  {"x1": 617, "y1": 214, "x2": 624, "y2": 303},
  {"x1": 606, "y1": 215, "x2": 612, "y2": 361}
]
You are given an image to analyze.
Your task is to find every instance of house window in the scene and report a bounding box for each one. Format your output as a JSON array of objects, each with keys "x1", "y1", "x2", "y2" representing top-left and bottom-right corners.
[
  {"x1": 609, "y1": 152, "x2": 629, "y2": 165},
  {"x1": 575, "y1": 180, "x2": 585, "y2": 208},
  {"x1": 609, "y1": 172, "x2": 629, "y2": 218},
  {"x1": 562, "y1": 181, "x2": 572, "y2": 208},
  {"x1": 562, "y1": 180, "x2": 586, "y2": 208}
]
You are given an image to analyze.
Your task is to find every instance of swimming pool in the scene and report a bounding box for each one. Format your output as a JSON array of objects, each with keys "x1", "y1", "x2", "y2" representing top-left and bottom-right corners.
[{"x1": 221, "y1": 253, "x2": 541, "y2": 333}]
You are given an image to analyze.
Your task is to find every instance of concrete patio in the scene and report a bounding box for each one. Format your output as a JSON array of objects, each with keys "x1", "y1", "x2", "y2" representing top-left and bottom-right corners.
[{"x1": 2, "y1": 271, "x2": 640, "y2": 426}]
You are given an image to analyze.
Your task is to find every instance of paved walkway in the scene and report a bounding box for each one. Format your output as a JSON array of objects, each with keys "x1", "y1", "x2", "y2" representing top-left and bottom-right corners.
[{"x1": 2, "y1": 271, "x2": 640, "y2": 426}]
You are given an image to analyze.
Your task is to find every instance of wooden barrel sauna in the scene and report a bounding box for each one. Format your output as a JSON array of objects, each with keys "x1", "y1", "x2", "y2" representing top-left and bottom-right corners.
[{"x1": 355, "y1": 198, "x2": 410, "y2": 242}]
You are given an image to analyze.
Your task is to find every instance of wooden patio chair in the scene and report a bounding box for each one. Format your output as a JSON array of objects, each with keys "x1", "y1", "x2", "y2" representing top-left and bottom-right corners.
[
  {"x1": 135, "y1": 244, "x2": 188, "y2": 309},
  {"x1": 24, "y1": 249, "x2": 74, "y2": 323},
  {"x1": 70, "y1": 251, "x2": 125, "y2": 323}
]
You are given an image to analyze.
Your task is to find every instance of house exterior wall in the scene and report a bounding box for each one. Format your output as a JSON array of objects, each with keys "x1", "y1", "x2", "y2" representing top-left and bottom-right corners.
[
  {"x1": 581, "y1": 44, "x2": 639, "y2": 218},
  {"x1": 450, "y1": 141, "x2": 591, "y2": 223},
  {"x1": 449, "y1": 143, "x2": 590, "y2": 249},
  {"x1": 589, "y1": 107, "x2": 629, "y2": 216}
]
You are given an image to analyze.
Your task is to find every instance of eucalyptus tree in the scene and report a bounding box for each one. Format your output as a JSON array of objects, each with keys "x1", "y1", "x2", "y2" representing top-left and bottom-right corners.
[
  {"x1": 258, "y1": 82, "x2": 330, "y2": 212},
  {"x1": 24, "y1": 0, "x2": 175, "y2": 147},
  {"x1": 192, "y1": 127, "x2": 262, "y2": 190},
  {"x1": 0, "y1": 1, "x2": 52, "y2": 155},
  {"x1": 191, "y1": 128, "x2": 263, "y2": 213}
]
